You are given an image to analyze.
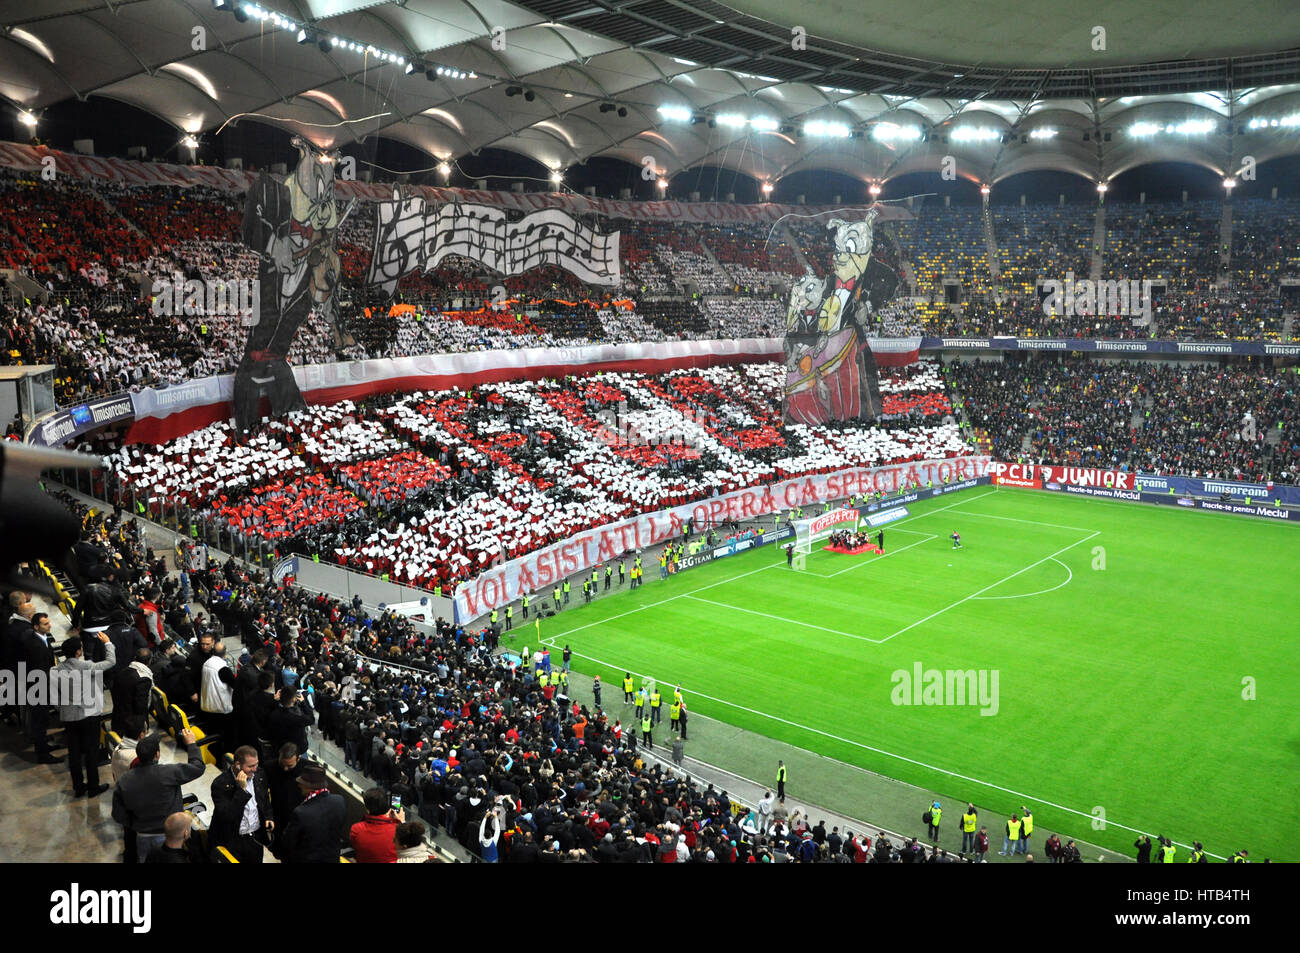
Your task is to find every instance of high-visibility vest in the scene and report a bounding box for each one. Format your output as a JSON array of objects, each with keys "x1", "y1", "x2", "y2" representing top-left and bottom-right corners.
[
  {"x1": 490, "y1": 609, "x2": 498, "y2": 623},
  {"x1": 539, "y1": 673, "x2": 549, "y2": 688},
  {"x1": 553, "y1": 588, "x2": 560, "y2": 601},
  {"x1": 1022, "y1": 813, "x2": 1033, "y2": 836},
  {"x1": 777, "y1": 765, "x2": 787, "y2": 783},
  {"x1": 563, "y1": 581, "x2": 570, "y2": 593},
  {"x1": 641, "y1": 716, "x2": 651, "y2": 733},
  {"x1": 1188, "y1": 850, "x2": 1204, "y2": 863},
  {"x1": 1007, "y1": 819, "x2": 1022, "y2": 840},
  {"x1": 623, "y1": 677, "x2": 634, "y2": 693},
  {"x1": 521, "y1": 595, "x2": 528, "y2": 608},
  {"x1": 650, "y1": 692, "x2": 661, "y2": 709},
  {"x1": 962, "y1": 812, "x2": 977, "y2": 833},
  {"x1": 670, "y1": 702, "x2": 681, "y2": 720},
  {"x1": 506, "y1": 607, "x2": 512, "y2": 618},
  {"x1": 930, "y1": 807, "x2": 941, "y2": 826},
  {"x1": 635, "y1": 693, "x2": 644, "y2": 710},
  {"x1": 1162, "y1": 845, "x2": 1176, "y2": 863}
]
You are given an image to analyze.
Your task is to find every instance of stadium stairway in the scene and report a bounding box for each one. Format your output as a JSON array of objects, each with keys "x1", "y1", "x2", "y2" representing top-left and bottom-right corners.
[
  {"x1": 780, "y1": 224, "x2": 815, "y2": 276},
  {"x1": 1091, "y1": 204, "x2": 1106, "y2": 281},
  {"x1": 1218, "y1": 200, "x2": 1234, "y2": 274},
  {"x1": 982, "y1": 204, "x2": 1000, "y2": 282},
  {"x1": 970, "y1": 428, "x2": 995, "y2": 457}
]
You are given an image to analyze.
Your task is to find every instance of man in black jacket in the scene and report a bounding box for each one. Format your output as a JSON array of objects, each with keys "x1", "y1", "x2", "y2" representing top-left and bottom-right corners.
[
  {"x1": 22, "y1": 615, "x2": 61, "y2": 763},
  {"x1": 149, "y1": 639, "x2": 189, "y2": 709},
  {"x1": 279, "y1": 762, "x2": 345, "y2": 863},
  {"x1": 112, "y1": 731, "x2": 205, "y2": 862},
  {"x1": 2, "y1": 591, "x2": 33, "y2": 725},
  {"x1": 268, "y1": 686, "x2": 314, "y2": 756},
  {"x1": 209, "y1": 745, "x2": 273, "y2": 863},
  {"x1": 233, "y1": 650, "x2": 268, "y2": 748},
  {"x1": 265, "y1": 742, "x2": 304, "y2": 835},
  {"x1": 111, "y1": 648, "x2": 154, "y2": 737}
]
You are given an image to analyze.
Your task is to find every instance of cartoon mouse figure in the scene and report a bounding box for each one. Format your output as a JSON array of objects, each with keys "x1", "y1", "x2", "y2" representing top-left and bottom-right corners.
[
  {"x1": 782, "y1": 210, "x2": 892, "y2": 426},
  {"x1": 234, "y1": 137, "x2": 353, "y2": 434}
]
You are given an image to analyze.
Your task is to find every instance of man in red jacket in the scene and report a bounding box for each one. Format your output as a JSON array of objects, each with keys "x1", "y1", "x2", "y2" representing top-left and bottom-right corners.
[{"x1": 350, "y1": 788, "x2": 403, "y2": 863}]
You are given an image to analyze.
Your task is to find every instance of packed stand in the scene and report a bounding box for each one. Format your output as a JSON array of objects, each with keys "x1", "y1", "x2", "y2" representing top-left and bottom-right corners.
[
  {"x1": 947, "y1": 356, "x2": 1299, "y2": 481},
  {"x1": 1102, "y1": 201, "x2": 1222, "y2": 286},
  {"x1": 103, "y1": 362, "x2": 970, "y2": 593}
]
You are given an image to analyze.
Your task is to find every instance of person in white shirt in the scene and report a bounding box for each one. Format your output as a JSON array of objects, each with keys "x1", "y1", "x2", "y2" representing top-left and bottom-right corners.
[{"x1": 200, "y1": 642, "x2": 236, "y2": 759}]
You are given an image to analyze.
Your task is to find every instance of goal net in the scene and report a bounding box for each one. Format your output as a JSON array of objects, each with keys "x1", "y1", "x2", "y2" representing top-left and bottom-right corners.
[{"x1": 793, "y1": 507, "x2": 861, "y2": 554}]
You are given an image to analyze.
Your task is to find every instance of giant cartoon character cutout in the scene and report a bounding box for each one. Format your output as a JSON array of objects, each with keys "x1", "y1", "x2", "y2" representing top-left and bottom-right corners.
[
  {"x1": 234, "y1": 137, "x2": 352, "y2": 434},
  {"x1": 782, "y1": 210, "x2": 900, "y2": 426}
]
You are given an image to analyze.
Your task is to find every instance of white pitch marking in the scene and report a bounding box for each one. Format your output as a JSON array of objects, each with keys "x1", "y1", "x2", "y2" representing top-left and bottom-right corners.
[
  {"x1": 971, "y1": 556, "x2": 1073, "y2": 600},
  {"x1": 877, "y1": 531, "x2": 1100, "y2": 642}
]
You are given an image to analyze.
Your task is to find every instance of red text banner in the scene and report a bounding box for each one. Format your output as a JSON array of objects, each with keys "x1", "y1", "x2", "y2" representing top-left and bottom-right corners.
[
  {"x1": 454, "y1": 456, "x2": 992, "y2": 620},
  {"x1": 990, "y1": 461, "x2": 1135, "y2": 491}
]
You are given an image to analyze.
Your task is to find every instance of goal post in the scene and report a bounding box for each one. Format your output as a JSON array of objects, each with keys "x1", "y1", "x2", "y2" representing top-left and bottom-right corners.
[{"x1": 793, "y1": 507, "x2": 861, "y2": 554}]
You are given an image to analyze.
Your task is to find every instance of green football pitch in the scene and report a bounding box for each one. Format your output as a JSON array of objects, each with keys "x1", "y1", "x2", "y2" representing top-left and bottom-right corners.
[{"x1": 537, "y1": 486, "x2": 1300, "y2": 861}]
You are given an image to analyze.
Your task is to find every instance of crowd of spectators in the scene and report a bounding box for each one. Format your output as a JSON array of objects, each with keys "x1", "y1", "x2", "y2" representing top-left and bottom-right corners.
[
  {"x1": 1102, "y1": 201, "x2": 1222, "y2": 286},
  {"x1": 103, "y1": 362, "x2": 967, "y2": 593},
  {"x1": 947, "y1": 356, "x2": 1299, "y2": 482},
  {"x1": 4, "y1": 169, "x2": 1300, "y2": 413}
]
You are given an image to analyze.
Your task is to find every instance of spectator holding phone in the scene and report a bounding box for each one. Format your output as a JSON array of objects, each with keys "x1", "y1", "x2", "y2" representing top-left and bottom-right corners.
[
  {"x1": 209, "y1": 745, "x2": 273, "y2": 863},
  {"x1": 350, "y1": 788, "x2": 404, "y2": 863}
]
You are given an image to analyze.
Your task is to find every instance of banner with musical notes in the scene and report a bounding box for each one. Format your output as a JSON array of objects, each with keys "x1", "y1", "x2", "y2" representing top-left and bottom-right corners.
[{"x1": 368, "y1": 191, "x2": 621, "y2": 295}]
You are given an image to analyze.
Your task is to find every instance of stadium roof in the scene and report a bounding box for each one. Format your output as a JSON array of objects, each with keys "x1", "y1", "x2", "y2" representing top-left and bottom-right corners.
[{"x1": 3, "y1": 0, "x2": 1300, "y2": 186}]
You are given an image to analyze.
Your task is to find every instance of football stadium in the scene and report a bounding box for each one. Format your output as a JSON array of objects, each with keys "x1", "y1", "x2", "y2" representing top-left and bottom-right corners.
[{"x1": 0, "y1": 0, "x2": 1295, "y2": 903}]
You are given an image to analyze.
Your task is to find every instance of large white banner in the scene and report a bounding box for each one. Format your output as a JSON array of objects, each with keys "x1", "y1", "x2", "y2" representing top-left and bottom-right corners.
[
  {"x1": 128, "y1": 338, "x2": 779, "y2": 423},
  {"x1": 369, "y1": 194, "x2": 621, "y2": 293},
  {"x1": 454, "y1": 455, "x2": 992, "y2": 620}
]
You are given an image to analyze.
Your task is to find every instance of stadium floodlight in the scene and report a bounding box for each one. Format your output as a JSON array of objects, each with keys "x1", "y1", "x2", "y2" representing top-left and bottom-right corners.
[
  {"x1": 868, "y1": 183, "x2": 882, "y2": 197},
  {"x1": 804, "y1": 120, "x2": 849, "y2": 138},
  {"x1": 872, "y1": 122, "x2": 921, "y2": 141},
  {"x1": 1096, "y1": 182, "x2": 1109, "y2": 193},
  {"x1": 550, "y1": 169, "x2": 563, "y2": 185},
  {"x1": 181, "y1": 135, "x2": 199, "y2": 150},
  {"x1": 438, "y1": 161, "x2": 451, "y2": 179},
  {"x1": 1223, "y1": 177, "x2": 1238, "y2": 190},
  {"x1": 1028, "y1": 127, "x2": 1057, "y2": 139},
  {"x1": 657, "y1": 178, "x2": 668, "y2": 191},
  {"x1": 405, "y1": 61, "x2": 419, "y2": 74},
  {"x1": 750, "y1": 117, "x2": 778, "y2": 132},
  {"x1": 716, "y1": 113, "x2": 746, "y2": 127},
  {"x1": 17, "y1": 110, "x2": 37, "y2": 129},
  {"x1": 658, "y1": 105, "x2": 692, "y2": 122},
  {"x1": 761, "y1": 182, "x2": 774, "y2": 195},
  {"x1": 980, "y1": 184, "x2": 991, "y2": 196},
  {"x1": 951, "y1": 126, "x2": 999, "y2": 142}
]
